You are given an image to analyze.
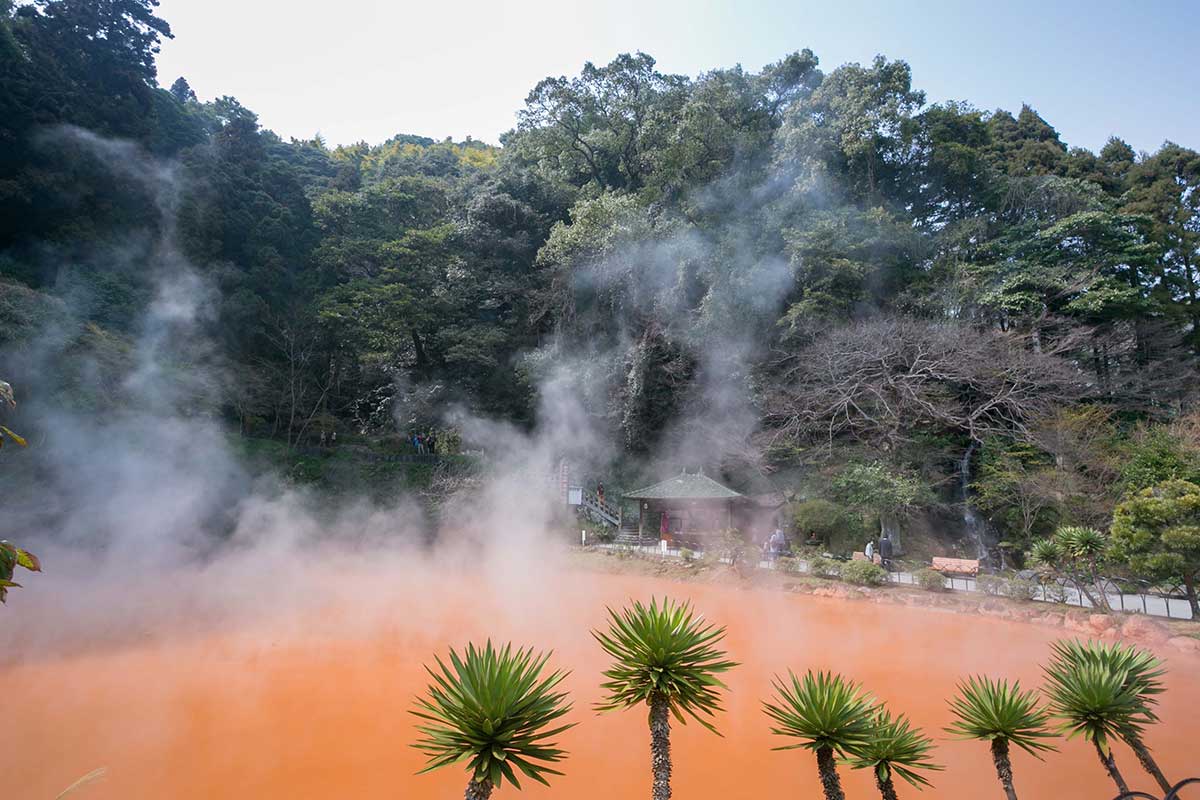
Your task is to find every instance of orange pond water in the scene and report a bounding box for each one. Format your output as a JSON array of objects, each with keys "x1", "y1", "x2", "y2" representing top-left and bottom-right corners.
[{"x1": 2, "y1": 564, "x2": 1198, "y2": 800}]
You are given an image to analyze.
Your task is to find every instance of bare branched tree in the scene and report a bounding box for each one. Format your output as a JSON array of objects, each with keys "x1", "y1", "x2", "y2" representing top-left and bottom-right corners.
[
  {"x1": 263, "y1": 312, "x2": 336, "y2": 448},
  {"x1": 764, "y1": 317, "x2": 1088, "y2": 448}
]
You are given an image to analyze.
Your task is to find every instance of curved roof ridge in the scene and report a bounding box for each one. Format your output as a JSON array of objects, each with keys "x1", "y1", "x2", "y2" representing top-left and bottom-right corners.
[{"x1": 623, "y1": 470, "x2": 742, "y2": 500}]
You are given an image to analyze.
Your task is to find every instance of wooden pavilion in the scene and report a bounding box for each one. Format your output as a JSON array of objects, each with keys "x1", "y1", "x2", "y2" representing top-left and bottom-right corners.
[{"x1": 624, "y1": 470, "x2": 743, "y2": 547}]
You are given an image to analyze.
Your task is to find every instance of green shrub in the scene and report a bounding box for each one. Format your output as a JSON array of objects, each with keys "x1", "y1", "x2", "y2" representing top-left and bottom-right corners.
[
  {"x1": 914, "y1": 567, "x2": 946, "y2": 592},
  {"x1": 715, "y1": 528, "x2": 748, "y2": 567},
  {"x1": 976, "y1": 574, "x2": 1005, "y2": 595},
  {"x1": 842, "y1": 560, "x2": 887, "y2": 586},
  {"x1": 680, "y1": 547, "x2": 695, "y2": 563},
  {"x1": 790, "y1": 499, "x2": 865, "y2": 554},
  {"x1": 1004, "y1": 577, "x2": 1039, "y2": 601},
  {"x1": 776, "y1": 556, "x2": 800, "y2": 574},
  {"x1": 808, "y1": 556, "x2": 841, "y2": 579}
]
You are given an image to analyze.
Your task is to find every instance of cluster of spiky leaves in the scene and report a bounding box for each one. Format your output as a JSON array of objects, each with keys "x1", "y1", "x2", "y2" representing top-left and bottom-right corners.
[
  {"x1": 1055, "y1": 527, "x2": 1109, "y2": 560},
  {"x1": 1027, "y1": 538, "x2": 1063, "y2": 569},
  {"x1": 1043, "y1": 640, "x2": 1157, "y2": 754},
  {"x1": 1048, "y1": 639, "x2": 1165, "y2": 719},
  {"x1": 945, "y1": 676, "x2": 1057, "y2": 756},
  {"x1": 1029, "y1": 527, "x2": 1110, "y2": 583},
  {"x1": 763, "y1": 670, "x2": 875, "y2": 756},
  {"x1": 411, "y1": 641, "x2": 574, "y2": 790},
  {"x1": 0, "y1": 540, "x2": 41, "y2": 603},
  {"x1": 593, "y1": 597, "x2": 737, "y2": 733},
  {"x1": 845, "y1": 707, "x2": 943, "y2": 788}
]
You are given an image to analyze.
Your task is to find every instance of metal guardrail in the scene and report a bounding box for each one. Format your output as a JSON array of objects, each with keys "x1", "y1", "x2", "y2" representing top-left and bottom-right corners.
[
  {"x1": 1114, "y1": 777, "x2": 1200, "y2": 799},
  {"x1": 588, "y1": 543, "x2": 1195, "y2": 621},
  {"x1": 579, "y1": 492, "x2": 620, "y2": 527}
]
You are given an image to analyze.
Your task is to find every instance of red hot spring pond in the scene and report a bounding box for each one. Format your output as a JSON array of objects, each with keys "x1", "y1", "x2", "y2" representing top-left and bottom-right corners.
[{"x1": 2, "y1": 558, "x2": 1197, "y2": 800}]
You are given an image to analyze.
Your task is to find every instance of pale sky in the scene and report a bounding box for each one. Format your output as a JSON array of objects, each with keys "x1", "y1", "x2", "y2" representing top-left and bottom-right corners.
[{"x1": 154, "y1": 0, "x2": 1199, "y2": 154}]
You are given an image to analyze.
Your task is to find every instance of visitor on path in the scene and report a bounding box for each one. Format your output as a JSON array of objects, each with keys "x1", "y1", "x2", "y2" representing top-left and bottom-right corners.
[
  {"x1": 597, "y1": 483, "x2": 605, "y2": 505},
  {"x1": 428, "y1": 432, "x2": 438, "y2": 455},
  {"x1": 864, "y1": 540, "x2": 875, "y2": 561},
  {"x1": 767, "y1": 528, "x2": 787, "y2": 562},
  {"x1": 806, "y1": 528, "x2": 820, "y2": 546},
  {"x1": 878, "y1": 533, "x2": 894, "y2": 571},
  {"x1": 411, "y1": 432, "x2": 420, "y2": 453}
]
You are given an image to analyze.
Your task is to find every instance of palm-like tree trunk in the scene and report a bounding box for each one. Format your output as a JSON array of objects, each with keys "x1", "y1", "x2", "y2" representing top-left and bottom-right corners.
[
  {"x1": 465, "y1": 778, "x2": 493, "y2": 800},
  {"x1": 1093, "y1": 741, "x2": 1130, "y2": 795},
  {"x1": 875, "y1": 771, "x2": 900, "y2": 800},
  {"x1": 1126, "y1": 735, "x2": 1172, "y2": 795},
  {"x1": 816, "y1": 745, "x2": 846, "y2": 800},
  {"x1": 990, "y1": 739, "x2": 1019, "y2": 800},
  {"x1": 649, "y1": 692, "x2": 672, "y2": 800}
]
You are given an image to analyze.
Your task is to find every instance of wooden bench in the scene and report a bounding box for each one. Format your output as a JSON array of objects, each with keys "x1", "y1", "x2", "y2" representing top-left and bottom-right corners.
[
  {"x1": 932, "y1": 557, "x2": 980, "y2": 576},
  {"x1": 852, "y1": 551, "x2": 883, "y2": 565}
]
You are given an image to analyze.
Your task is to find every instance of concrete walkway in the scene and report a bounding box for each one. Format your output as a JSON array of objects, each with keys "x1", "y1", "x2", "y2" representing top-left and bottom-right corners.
[{"x1": 591, "y1": 542, "x2": 1194, "y2": 621}]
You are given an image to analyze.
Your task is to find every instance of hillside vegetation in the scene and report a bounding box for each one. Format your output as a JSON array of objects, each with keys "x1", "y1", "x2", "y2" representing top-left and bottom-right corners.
[{"x1": 3, "y1": 0, "x2": 1200, "y2": 571}]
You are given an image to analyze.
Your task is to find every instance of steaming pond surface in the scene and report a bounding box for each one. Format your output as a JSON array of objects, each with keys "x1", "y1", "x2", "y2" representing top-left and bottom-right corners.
[{"x1": 3, "y1": 566, "x2": 1198, "y2": 799}]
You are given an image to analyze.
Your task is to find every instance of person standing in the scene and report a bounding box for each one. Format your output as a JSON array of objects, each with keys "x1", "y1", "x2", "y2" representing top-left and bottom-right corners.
[
  {"x1": 768, "y1": 528, "x2": 787, "y2": 562},
  {"x1": 878, "y1": 533, "x2": 894, "y2": 571},
  {"x1": 597, "y1": 482, "x2": 605, "y2": 506},
  {"x1": 864, "y1": 539, "x2": 875, "y2": 561},
  {"x1": 428, "y1": 432, "x2": 438, "y2": 455}
]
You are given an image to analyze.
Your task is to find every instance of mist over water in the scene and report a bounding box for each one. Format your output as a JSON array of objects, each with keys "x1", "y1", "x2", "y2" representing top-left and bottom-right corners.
[
  {"x1": 4, "y1": 566, "x2": 1199, "y2": 800},
  {"x1": 2, "y1": 117, "x2": 1198, "y2": 800}
]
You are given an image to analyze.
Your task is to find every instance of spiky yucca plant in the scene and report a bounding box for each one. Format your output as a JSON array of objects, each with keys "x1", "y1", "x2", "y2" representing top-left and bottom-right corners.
[
  {"x1": 1056, "y1": 526, "x2": 1112, "y2": 611},
  {"x1": 763, "y1": 670, "x2": 875, "y2": 800},
  {"x1": 945, "y1": 676, "x2": 1056, "y2": 800},
  {"x1": 846, "y1": 707, "x2": 943, "y2": 800},
  {"x1": 1049, "y1": 639, "x2": 1171, "y2": 793},
  {"x1": 594, "y1": 597, "x2": 737, "y2": 800},
  {"x1": 411, "y1": 641, "x2": 574, "y2": 800},
  {"x1": 1044, "y1": 644, "x2": 1158, "y2": 795}
]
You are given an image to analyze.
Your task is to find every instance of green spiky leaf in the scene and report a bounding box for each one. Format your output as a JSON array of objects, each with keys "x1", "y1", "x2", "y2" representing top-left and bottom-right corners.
[
  {"x1": 845, "y1": 706, "x2": 943, "y2": 788},
  {"x1": 945, "y1": 675, "x2": 1058, "y2": 757},
  {"x1": 410, "y1": 640, "x2": 575, "y2": 791},
  {"x1": 1043, "y1": 640, "x2": 1150, "y2": 746},
  {"x1": 593, "y1": 597, "x2": 737, "y2": 734},
  {"x1": 763, "y1": 669, "x2": 875, "y2": 756}
]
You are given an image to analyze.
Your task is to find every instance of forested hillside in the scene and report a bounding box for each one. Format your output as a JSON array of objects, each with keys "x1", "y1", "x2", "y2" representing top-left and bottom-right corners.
[{"x1": 3, "y1": 0, "x2": 1200, "y2": 565}]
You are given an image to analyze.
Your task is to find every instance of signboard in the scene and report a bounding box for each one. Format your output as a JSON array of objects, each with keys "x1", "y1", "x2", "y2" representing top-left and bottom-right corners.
[{"x1": 567, "y1": 487, "x2": 583, "y2": 506}]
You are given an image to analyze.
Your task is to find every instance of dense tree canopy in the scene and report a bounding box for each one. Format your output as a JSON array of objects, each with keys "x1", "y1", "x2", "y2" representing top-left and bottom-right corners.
[{"x1": 3, "y1": 0, "x2": 1200, "y2": 561}]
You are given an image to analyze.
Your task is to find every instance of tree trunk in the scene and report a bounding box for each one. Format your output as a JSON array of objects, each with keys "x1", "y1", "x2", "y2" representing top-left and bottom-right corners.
[
  {"x1": 816, "y1": 745, "x2": 846, "y2": 800},
  {"x1": 1184, "y1": 575, "x2": 1199, "y2": 618},
  {"x1": 464, "y1": 778, "x2": 493, "y2": 800},
  {"x1": 1088, "y1": 563, "x2": 1112, "y2": 612},
  {"x1": 1074, "y1": 577, "x2": 1105, "y2": 613},
  {"x1": 875, "y1": 770, "x2": 900, "y2": 800},
  {"x1": 1094, "y1": 740, "x2": 1130, "y2": 795},
  {"x1": 1127, "y1": 735, "x2": 1172, "y2": 795},
  {"x1": 411, "y1": 329, "x2": 429, "y2": 370},
  {"x1": 990, "y1": 739, "x2": 1019, "y2": 800},
  {"x1": 649, "y1": 692, "x2": 672, "y2": 800}
]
